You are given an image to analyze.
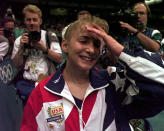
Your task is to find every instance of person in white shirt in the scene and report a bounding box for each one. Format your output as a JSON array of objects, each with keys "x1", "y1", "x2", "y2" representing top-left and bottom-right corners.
[{"x1": 11, "y1": 4, "x2": 62, "y2": 104}]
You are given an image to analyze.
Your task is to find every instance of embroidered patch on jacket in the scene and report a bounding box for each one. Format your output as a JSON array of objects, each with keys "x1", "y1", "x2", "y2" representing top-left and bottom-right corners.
[{"x1": 47, "y1": 103, "x2": 64, "y2": 124}]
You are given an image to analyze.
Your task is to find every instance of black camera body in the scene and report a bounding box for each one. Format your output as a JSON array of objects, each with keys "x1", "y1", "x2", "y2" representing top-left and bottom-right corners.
[
  {"x1": 23, "y1": 31, "x2": 41, "y2": 56},
  {"x1": 3, "y1": 28, "x2": 13, "y2": 38},
  {"x1": 122, "y1": 9, "x2": 138, "y2": 27},
  {"x1": 109, "y1": 8, "x2": 138, "y2": 37},
  {"x1": 28, "y1": 31, "x2": 41, "y2": 43}
]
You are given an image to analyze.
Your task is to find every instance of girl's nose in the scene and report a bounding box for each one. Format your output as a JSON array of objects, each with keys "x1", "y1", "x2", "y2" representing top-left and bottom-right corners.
[{"x1": 86, "y1": 43, "x2": 96, "y2": 54}]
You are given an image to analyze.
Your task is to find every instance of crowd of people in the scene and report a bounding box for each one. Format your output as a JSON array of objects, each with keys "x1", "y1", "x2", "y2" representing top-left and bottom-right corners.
[{"x1": 0, "y1": 2, "x2": 164, "y2": 131}]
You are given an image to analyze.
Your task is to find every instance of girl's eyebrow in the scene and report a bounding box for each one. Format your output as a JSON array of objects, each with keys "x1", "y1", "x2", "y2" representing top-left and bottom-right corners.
[
  {"x1": 79, "y1": 35, "x2": 101, "y2": 44},
  {"x1": 79, "y1": 35, "x2": 90, "y2": 39}
]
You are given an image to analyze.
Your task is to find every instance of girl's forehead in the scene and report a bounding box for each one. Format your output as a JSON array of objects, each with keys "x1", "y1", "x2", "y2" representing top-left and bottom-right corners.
[
  {"x1": 77, "y1": 23, "x2": 93, "y2": 33},
  {"x1": 73, "y1": 28, "x2": 91, "y2": 38},
  {"x1": 67, "y1": 22, "x2": 91, "y2": 38},
  {"x1": 77, "y1": 23, "x2": 88, "y2": 31},
  {"x1": 72, "y1": 25, "x2": 88, "y2": 36}
]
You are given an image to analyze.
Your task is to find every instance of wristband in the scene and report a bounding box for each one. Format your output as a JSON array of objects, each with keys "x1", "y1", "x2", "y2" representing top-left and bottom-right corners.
[{"x1": 133, "y1": 30, "x2": 140, "y2": 36}]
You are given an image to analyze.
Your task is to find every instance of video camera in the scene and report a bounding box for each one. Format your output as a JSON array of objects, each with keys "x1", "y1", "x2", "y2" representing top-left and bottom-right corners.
[{"x1": 109, "y1": 8, "x2": 138, "y2": 37}]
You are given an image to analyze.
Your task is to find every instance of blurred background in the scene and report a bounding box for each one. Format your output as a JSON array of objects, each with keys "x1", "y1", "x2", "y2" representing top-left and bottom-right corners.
[{"x1": 0, "y1": 0, "x2": 164, "y2": 37}]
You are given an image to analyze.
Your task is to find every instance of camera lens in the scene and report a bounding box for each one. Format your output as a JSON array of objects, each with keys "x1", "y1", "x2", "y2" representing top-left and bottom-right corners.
[{"x1": 28, "y1": 31, "x2": 41, "y2": 43}]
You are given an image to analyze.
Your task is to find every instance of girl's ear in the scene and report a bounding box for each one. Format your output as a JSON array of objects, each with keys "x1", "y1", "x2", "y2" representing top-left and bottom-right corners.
[{"x1": 61, "y1": 39, "x2": 68, "y2": 53}]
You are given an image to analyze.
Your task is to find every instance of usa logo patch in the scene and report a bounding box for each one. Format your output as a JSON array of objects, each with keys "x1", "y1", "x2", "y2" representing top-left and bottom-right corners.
[{"x1": 47, "y1": 103, "x2": 64, "y2": 124}]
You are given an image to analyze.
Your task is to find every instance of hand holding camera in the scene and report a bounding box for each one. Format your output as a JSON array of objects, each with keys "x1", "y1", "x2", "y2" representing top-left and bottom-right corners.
[
  {"x1": 20, "y1": 31, "x2": 41, "y2": 47},
  {"x1": 119, "y1": 21, "x2": 137, "y2": 34},
  {"x1": 28, "y1": 31, "x2": 41, "y2": 43},
  {"x1": 20, "y1": 31, "x2": 47, "y2": 56},
  {"x1": 28, "y1": 31, "x2": 47, "y2": 52},
  {"x1": 20, "y1": 32, "x2": 29, "y2": 47}
]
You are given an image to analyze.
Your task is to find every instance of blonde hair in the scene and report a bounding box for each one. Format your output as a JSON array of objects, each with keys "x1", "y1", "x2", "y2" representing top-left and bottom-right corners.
[
  {"x1": 23, "y1": 4, "x2": 42, "y2": 18},
  {"x1": 65, "y1": 16, "x2": 109, "y2": 41}
]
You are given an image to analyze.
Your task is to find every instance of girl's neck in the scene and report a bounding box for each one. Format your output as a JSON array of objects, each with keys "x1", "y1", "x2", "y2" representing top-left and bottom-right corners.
[
  {"x1": 63, "y1": 63, "x2": 90, "y2": 84},
  {"x1": 63, "y1": 63, "x2": 90, "y2": 100}
]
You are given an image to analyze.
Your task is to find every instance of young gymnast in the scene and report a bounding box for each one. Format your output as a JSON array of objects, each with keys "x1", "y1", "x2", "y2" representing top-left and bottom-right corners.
[{"x1": 21, "y1": 16, "x2": 164, "y2": 131}]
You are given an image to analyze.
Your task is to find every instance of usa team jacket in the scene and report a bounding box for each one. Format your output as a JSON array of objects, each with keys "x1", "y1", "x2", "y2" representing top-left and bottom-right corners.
[{"x1": 21, "y1": 48, "x2": 164, "y2": 131}]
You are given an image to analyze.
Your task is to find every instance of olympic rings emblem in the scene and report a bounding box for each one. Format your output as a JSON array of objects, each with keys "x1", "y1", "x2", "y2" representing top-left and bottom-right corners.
[{"x1": 0, "y1": 64, "x2": 13, "y2": 84}]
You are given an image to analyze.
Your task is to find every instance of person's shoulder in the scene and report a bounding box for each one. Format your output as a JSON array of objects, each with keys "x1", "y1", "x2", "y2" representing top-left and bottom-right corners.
[
  {"x1": 30, "y1": 75, "x2": 53, "y2": 98},
  {"x1": 37, "y1": 75, "x2": 52, "y2": 88},
  {"x1": 0, "y1": 35, "x2": 8, "y2": 43},
  {"x1": 15, "y1": 35, "x2": 22, "y2": 41},
  {"x1": 146, "y1": 27, "x2": 160, "y2": 34},
  {"x1": 145, "y1": 28, "x2": 161, "y2": 39},
  {"x1": 41, "y1": 29, "x2": 46, "y2": 35},
  {"x1": 0, "y1": 36, "x2": 9, "y2": 57},
  {"x1": 43, "y1": 29, "x2": 58, "y2": 37},
  {"x1": 14, "y1": 35, "x2": 22, "y2": 47},
  {"x1": 91, "y1": 68, "x2": 109, "y2": 80},
  {"x1": 0, "y1": 40, "x2": 9, "y2": 48},
  {"x1": 26, "y1": 76, "x2": 53, "y2": 115}
]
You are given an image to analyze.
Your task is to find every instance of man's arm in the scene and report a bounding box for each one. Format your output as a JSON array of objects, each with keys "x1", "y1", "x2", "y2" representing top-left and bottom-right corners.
[
  {"x1": 33, "y1": 39, "x2": 62, "y2": 64},
  {"x1": 12, "y1": 33, "x2": 29, "y2": 68},
  {"x1": 86, "y1": 24, "x2": 164, "y2": 119},
  {"x1": 12, "y1": 45, "x2": 24, "y2": 68},
  {"x1": 133, "y1": 30, "x2": 160, "y2": 51},
  {"x1": 119, "y1": 48, "x2": 164, "y2": 118},
  {"x1": 120, "y1": 21, "x2": 160, "y2": 52},
  {"x1": 46, "y1": 48, "x2": 62, "y2": 64}
]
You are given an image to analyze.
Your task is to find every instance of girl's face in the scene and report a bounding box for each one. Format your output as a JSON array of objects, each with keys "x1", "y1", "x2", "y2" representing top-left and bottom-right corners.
[{"x1": 62, "y1": 26, "x2": 102, "y2": 71}]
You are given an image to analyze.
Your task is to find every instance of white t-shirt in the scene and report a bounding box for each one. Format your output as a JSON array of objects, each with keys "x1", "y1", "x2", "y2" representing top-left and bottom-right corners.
[
  {"x1": 11, "y1": 30, "x2": 62, "y2": 81},
  {"x1": 0, "y1": 41, "x2": 9, "y2": 62},
  {"x1": 0, "y1": 35, "x2": 9, "y2": 62}
]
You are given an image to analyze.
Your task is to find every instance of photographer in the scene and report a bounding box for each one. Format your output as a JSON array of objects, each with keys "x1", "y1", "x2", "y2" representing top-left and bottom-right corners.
[
  {"x1": 118, "y1": 2, "x2": 163, "y2": 131},
  {"x1": 3, "y1": 17, "x2": 15, "y2": 59},
  {"x1": 11, "y1": 4, "x2": 62, "y2": 105},
  {"x1": 119, "y1": 2, "x2": 162, "y2": 52}
]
